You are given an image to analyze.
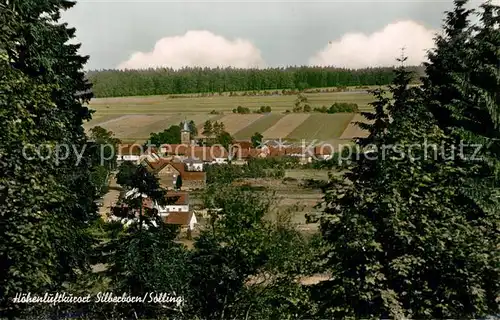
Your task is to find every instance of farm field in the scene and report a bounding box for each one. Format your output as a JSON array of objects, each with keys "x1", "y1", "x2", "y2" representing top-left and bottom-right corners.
[
  {"x1": 215, "y1": 114, "x2": 263, "y2": 134},
  {"x1": 84, "y1": 89, "x2": 375, "y2": 143},
  {"x1": 286, "y1": 113, "x2": 355, "y2": 142},
  {"x1": 339, "y1": 113, "x2": 371, "y2": 139},
  {"x1": 262, "y1": 114, "x2": 310, "y2": 139},
  {"x1": 87, "y1": 90, "x2": 375, "y2": 114},
  {"x1": 233, "y1": 114, "x2": 284, "y2": 140}
]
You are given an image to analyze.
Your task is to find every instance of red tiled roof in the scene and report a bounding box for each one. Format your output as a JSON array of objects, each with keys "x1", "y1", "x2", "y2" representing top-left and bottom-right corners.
[
  {"x1": 160, "y1": 145, "x2": 229, "y2": 162},
  {"x1": 314, "y1": 145, "x2": 334, "y2": 155},
  {"x1": 183, "y1": 171, "x2": 206, "y2": 181},
  {"x1": 164, "y1": 212, "x2": 193, "y2": 226},
  {"x1": 166, "y1": 192, "x2": 189, "y2": 205},
  {"x1": 145, "y1": 158, "x2": 172, "y2": 172},
  {"x1": 146, "y1": 158, "x2": 205, "y2": 182}
]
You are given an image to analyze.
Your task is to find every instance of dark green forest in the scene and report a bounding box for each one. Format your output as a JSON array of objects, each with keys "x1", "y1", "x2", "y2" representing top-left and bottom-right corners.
[{"x1": 87, "y1": 66, "x2": 424, "y2": 98}]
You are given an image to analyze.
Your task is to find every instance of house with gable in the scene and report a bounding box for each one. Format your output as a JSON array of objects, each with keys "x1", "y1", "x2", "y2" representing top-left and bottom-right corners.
[{"x1": 145, "y1": 158, "x2": 206, "y2": 190}]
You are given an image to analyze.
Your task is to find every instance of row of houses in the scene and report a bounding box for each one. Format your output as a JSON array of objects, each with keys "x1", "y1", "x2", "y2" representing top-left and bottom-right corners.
[
  {"x1": 116, "y1": 142, "x2": 334, "y2": 166},
  {"x1": 110, "y1": 135, "x2": 335, "y2": 233}
]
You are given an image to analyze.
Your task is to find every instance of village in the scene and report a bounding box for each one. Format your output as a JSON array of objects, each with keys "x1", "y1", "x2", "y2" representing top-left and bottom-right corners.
[{"x1": 103, "y1": 120, "x2": 336, "y2": 238}]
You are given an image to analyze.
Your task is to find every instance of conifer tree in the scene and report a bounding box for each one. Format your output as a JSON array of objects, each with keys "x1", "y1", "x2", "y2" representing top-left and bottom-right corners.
[
  {"x1": 0, "y1": 1, "x2": 98, "y2": 315},
  {"x1": 314, "y1": 56, "x2": 499, "y2": 318},
  {"x1": 422, "y1": 0, "x2": 475, "y2": 131}
]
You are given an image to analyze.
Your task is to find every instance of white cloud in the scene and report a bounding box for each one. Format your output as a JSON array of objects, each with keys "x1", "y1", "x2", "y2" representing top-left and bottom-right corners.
[
  {"x1": 118, "y1": 30, "x2": 266, "y2": 70},
  {"x1": 309, "y1": 20, "x2": 437, "y2": 68}
]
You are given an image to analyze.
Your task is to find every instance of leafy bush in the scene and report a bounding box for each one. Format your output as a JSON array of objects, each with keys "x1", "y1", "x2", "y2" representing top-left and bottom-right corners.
[
  {"x1": 206, "y1": 162, "x2": 286, "y2": 184},
  {"x1": 313, "y1": 102, "x2": 359, "y2": 113},
  {"x1": 233, "y1": 106, "x2": 251, "y2": 114}
]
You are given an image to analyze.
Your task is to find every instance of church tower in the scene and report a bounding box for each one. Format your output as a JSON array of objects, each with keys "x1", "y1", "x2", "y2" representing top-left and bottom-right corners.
[{"x1": 181, "y1": 120, "x2": 191, "y2": 145}]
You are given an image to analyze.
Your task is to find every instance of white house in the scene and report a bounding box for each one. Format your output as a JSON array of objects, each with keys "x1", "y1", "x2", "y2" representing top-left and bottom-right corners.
[
  {"x1": 183, "y1": 158, "x2": 204, "y2": 171},
  {"x1": 117, "y1": 154, "x2": 140, "y2": 163},
  {"x1": 155, "y1": 192, "x2": 190, "y2": 216},
  {"x1": 164, "y1": 211, "x2": 198, "y2": 232},
  {"x1": 211, "y1": 157, "x2": 228, "y2": 165}
]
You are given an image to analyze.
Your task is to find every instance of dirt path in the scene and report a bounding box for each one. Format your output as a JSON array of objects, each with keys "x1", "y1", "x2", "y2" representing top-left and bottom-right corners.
[{"x1": 99, "y1": 175, "x2": 121, "y2": 221}]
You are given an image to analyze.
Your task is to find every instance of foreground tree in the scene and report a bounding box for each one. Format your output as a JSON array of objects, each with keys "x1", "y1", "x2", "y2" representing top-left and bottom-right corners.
[
  {"x1": 186, "y1": 186, "x2": 319, "y2": 319},
  {"x1": 0, "y1": 1, "x2": 98, "y2": 316},
  {"x1": 92, "y1": 163, "x2": 189, "y2": 318},
  {"x1": 313, "y1": 56, "x2": 500, "y2": 318}
]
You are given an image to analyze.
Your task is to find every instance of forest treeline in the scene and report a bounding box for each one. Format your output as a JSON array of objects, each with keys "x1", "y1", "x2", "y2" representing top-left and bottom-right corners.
[{"x1": 87, "y1": 66, "x2": 424, "y2": 98}]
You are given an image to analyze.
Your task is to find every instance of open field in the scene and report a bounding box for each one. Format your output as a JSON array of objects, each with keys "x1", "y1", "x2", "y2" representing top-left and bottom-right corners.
[
  {"x1": 88, "y1": 90, "x2": 375, "y2": 114},
  {"x1": 339, "y1": 113, "x2": 371, "y2": 139},
  {"x1": 233, "y1": 114, "x2": 284, "y2": 140},
  {"x1": 84, "y1": 89, "x2": 374, "y2": 142},
  {"x1": 286, "y1": 113, "x2": 355, "y2": 141},
  {"x1": 262, "y1": 114, "x2": 310, "y2": 139},
  {"x1": 216, "y1": 114, "x2": 264, "y2": 134}
]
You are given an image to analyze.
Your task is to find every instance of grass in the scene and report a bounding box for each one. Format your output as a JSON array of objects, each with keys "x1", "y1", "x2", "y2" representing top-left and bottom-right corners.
[
  {"x1": 286, "y1": 113, "x2": 355, "y2": 141},
  {"x1": 83, "y1": 87, "x2": 376, "y2": 142},
  {"x1": 88, "y1": 90, "x2": 375, "y2": 114},
  {"x1": 233, "y1": 114, "x2": 284, "y2": 140},
  {"x1": 285, "y1": 169, "x2": 331, "y2": 181}
]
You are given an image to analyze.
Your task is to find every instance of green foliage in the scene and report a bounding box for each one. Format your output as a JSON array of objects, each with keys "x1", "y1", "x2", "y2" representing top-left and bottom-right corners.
[
  {"x1": 255, "y1": 105, "x2": 272, "y2": 113},
  {"x1": 175, "y1": 175, "x2": 183, "y2": 190},
  {"x1": 202, "y1": 120, "x2": 213, "y2": 136},
  {"x1": 206, "y1": 163, "x2": 285, "y2": 185},
  {"x1": 251, "y1": 132, "x2": 264, "y2": 148},
  {"x1": 247, "y1": 156, "x2": 301, "y2": 170},
  {"x1": 233, "y1": 105, "x2": 251, "y2": 114},
  {"x1": 293, "y1": 93, "x2": 309, "y2": 113},
  {"x1": 314, "y1": 102, "x2": 359, "y2": 113},
  {"x1": 115, "y1": 161, "x2": 137, "y2": 188},
  {"x1": 212, "y1": 121, "x2": 225, "y2": 137},
  {"x1": 216, "y1": 131, "x2": 234, "y2": 151},
  {"x1": 87, "y1": 67, "x2": 402, "y2": 98},
  {"x1": 89, "y1": 165, "x2": 110, "y2": 197},
  {"x1": 185, "y1": 120, "x2": 198, "y2": 137},
  {"x1": 0, "y1": 0, "x2": 100, "y2": 316},
  {"x1": 185, "y1": 186, "x2": 321, "y2": 319},
  {"x1": 88, "y1": 126, "x2": 121, "y2": 170},
  {"x1": 314, "y1": 45, "x2": 500, "y2": 318},
  {"x1": 96, "y1": 218, "x2": 189, "y2": 318},
  {"x1": 148, "y1": 125, "x2": 181, "y2": 145}
]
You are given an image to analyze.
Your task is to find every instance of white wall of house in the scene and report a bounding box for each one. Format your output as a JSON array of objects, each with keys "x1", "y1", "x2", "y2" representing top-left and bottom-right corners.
[
  {"x1": 188, "y1": 213, "x2": 197, "y2": 231},
  {"x1": 212, "y1": 158, "x2": 228, "y2": 164},
  {"x1": 186, "y1": 162, "x2": 204, "y2": 171},
  {"x1": 118, "y1": 155, "x2": 140, "y2": 162},
  {"x1": 156, "y1": 204, "x2": 190, "y2": 216}
]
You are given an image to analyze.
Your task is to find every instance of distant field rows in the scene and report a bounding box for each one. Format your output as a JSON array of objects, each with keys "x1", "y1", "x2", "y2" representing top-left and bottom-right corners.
[
  {"x1": 233, "y1": 114, "x2": 284, "y2": 140},
  {"x1": 286, "y1": 114, "x2": 354, "y2": 142},
  {"x1": 88, "y1": 90, "x2": 376, "y2": 114},
  {"x1": 84, "y1": 90, "x2": 373, "y2": 143},
  {"x1": 340, "y1": 114, "x2": 371, "y2": 139},
  {"x1": 263, "y1": 114, "x2": 310, "y2": 139}
]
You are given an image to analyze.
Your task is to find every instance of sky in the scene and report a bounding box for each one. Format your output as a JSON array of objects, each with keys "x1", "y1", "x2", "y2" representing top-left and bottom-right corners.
[{"x1": 62, "y1": 1, "x2": 489, "y2": 70}]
